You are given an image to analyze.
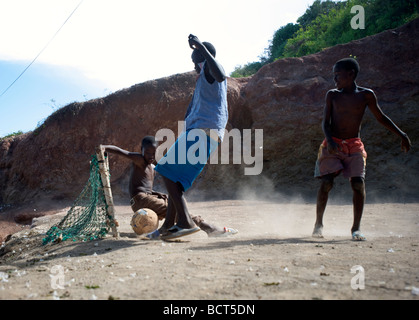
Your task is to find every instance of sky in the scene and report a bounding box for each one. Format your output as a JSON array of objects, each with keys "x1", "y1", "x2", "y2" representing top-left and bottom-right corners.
[{"x1": 0, "y1": 0, "x2": 316, "y2": 137}]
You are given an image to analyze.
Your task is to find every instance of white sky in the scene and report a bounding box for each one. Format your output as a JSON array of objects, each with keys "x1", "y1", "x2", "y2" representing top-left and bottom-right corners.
[{"x1": 0, "y1": 0, "x2": 315, "y2": 136}]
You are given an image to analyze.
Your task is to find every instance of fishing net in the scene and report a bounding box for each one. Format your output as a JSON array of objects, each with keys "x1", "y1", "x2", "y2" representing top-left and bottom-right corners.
[{"x1": 43, "y1": 152, "x2": 118, "y2": 245}]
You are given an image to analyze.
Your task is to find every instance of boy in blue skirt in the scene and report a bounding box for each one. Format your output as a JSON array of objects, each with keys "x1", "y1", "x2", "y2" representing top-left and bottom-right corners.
[{"x1": 155, "y1": 34, "x2": 228, "y2": 240}]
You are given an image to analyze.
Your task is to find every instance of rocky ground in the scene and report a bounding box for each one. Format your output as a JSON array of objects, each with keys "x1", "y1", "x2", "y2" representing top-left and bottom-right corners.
[{"x1": 1, "y1": 199, "x2": 418, "y2": 300}]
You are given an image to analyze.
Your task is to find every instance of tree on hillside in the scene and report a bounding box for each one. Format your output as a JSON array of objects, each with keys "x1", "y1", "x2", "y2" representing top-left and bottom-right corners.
[
  {"x1": 230, "y1": 61, "x2": 264, "y2": 78},
  {"x1": 267, "y1": 23, "x2": 300, "y2": 63},
  {"x1": 230, "y1": 0, "x2": 419, "y2": 77},
  {"x1": 231, "y1": 0, "x2": 346, "y2": 76},
  {"x1": 284, "y1": 0, "x2": 419, "y2": 57},
  {"x1": 296, "y1": 0, "x2": 346, "y2": 28}
]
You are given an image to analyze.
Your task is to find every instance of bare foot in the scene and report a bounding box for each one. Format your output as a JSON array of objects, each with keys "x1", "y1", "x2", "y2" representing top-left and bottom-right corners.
[
  {"x1": 312, "y1": 225, "x2": 324, "y2": 238},
  {"x1": 351, "y1": 230, "x2": 366, "y2": 241},
  {"x1": 208, "y1": 227, "x2": 238, "y2": 237}
]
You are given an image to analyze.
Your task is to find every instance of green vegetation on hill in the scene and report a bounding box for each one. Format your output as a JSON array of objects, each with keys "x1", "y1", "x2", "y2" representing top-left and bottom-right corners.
[
  {"x1": 0, "y1": 131, "x2": 24, "y2": 140},
  {"x1": 231, "y1": 0, "x2": 419, "y2": 78}
]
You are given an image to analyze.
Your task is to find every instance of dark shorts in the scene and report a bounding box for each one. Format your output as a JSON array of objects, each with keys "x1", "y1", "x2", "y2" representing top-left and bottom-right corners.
[
  {"x1": 130, "y1": 193, "x2": 167, "y2": 220},
  {"x1": 314, "y1": 137, "x2": 367, "y2": 179}
]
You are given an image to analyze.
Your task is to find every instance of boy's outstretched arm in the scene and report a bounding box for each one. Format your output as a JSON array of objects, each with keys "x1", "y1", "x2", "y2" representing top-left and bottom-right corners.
[
  {"x1": 366, "y1": 90, "x2": 411, "y2": 152},
  {"x1": 101, "y1": 145, "x2": 130, "y2": 156},
  {"x1": 188, "y1": 34, "x2": 226, "y2": 83},
  {"x1": 101, "y1": 145, "x2": 143, "y2": 162}
]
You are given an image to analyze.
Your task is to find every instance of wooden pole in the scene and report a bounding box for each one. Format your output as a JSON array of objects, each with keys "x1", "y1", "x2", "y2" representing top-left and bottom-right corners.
[{"x1": 96, "y1": 145, "x2": 119, "y2": 238}]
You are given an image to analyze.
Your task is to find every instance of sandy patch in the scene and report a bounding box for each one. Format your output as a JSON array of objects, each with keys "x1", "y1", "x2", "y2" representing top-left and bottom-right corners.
[{"x1": 1, "y1": 200, "x2": 418, "y2": 300}]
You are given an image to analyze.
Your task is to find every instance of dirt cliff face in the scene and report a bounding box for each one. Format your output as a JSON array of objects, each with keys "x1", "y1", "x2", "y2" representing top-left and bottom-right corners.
[
  {"x1": 0, "y1": 72, "x2": 246, "y2": 204},
  {"x1": 1, "y1": 19, "x2": 418, "y2": 208},
  {"x1": 241, "y1": 19, "x2": 419, "y2": 201}
]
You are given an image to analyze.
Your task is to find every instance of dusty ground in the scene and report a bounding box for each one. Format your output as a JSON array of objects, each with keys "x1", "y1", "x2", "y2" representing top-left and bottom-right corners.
[{"x1": 0, "y1": 199, "x2": 418, "y2": 300}]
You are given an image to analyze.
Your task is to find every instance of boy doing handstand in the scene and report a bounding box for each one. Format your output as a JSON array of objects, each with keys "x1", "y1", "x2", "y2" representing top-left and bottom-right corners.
[{"x1": 313, "y1": 58, "x2": 411, "y2": 241}]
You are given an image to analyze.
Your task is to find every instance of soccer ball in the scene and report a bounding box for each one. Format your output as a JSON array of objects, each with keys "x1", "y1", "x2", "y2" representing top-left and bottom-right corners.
[{"x1": 130, "y1": 208, "x2": 159, "y2": 235}]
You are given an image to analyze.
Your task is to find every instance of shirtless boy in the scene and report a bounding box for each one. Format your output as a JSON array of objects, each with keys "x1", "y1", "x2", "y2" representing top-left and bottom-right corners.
[
  {"x1": 313, "y1": 58, "x2": 411, "y2": 241},
  {"x1": 101, "y1": 137, "x2": 237, "y2": 239}
]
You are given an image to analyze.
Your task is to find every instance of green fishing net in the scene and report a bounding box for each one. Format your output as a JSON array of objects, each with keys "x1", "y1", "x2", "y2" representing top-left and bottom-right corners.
[{"x1": 43, "y1": 155, "x2": 117, "y2": 245}]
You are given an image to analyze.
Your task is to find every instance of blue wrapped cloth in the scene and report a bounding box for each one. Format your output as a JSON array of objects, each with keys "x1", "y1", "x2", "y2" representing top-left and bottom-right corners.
[{"x1": 155, "y1": 129, "x2": 219, "y2": 191}]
